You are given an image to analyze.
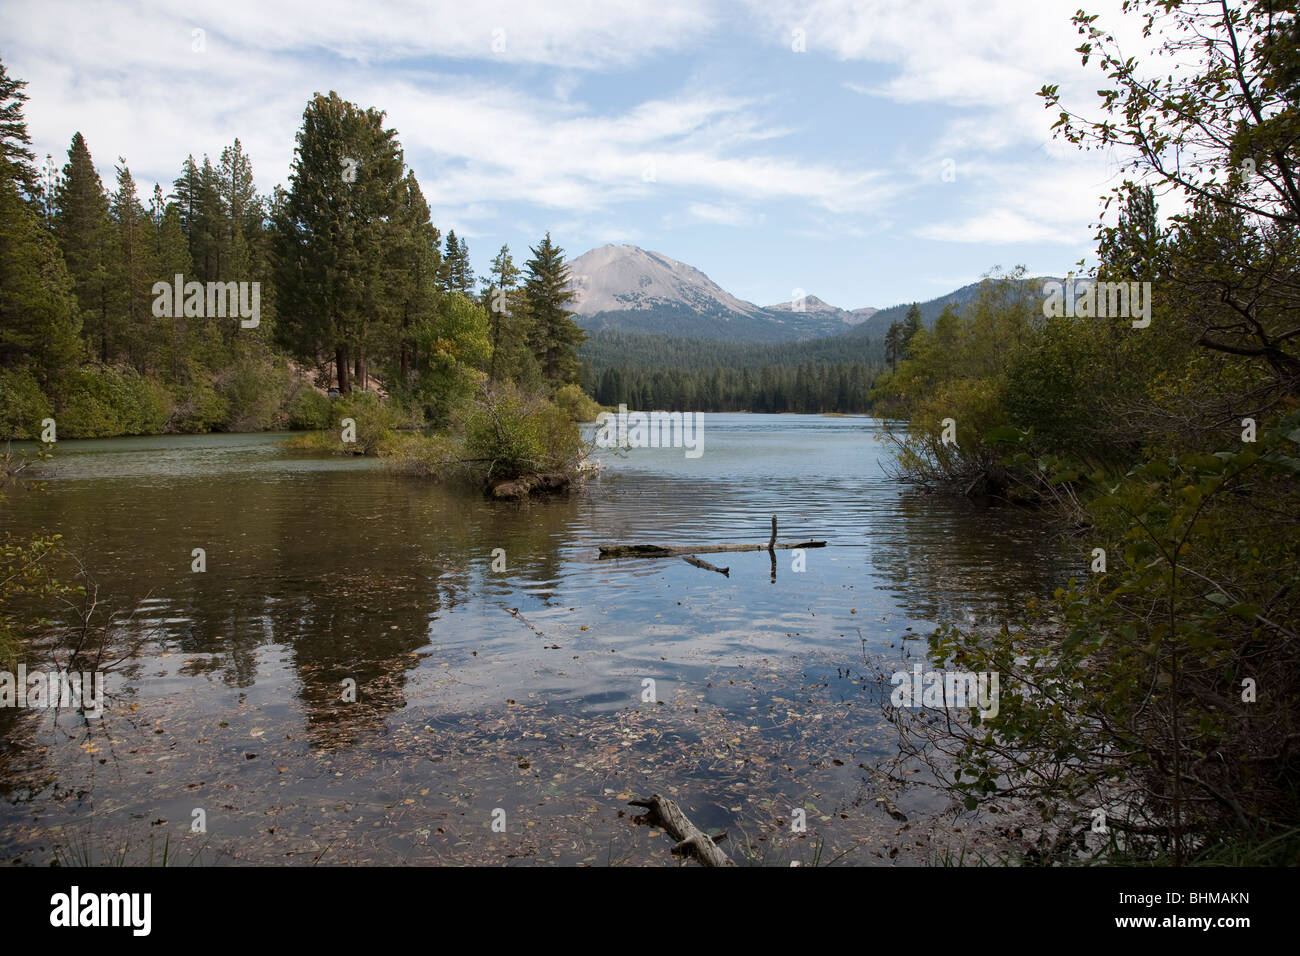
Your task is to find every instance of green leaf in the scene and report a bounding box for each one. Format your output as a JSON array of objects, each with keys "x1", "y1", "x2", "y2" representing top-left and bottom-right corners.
[
  {"x1": 1228, "y1": 604, "x2": 1261, "y2": 621},
  {"x1": 984, "y1": 426, "x2": 1026, "y2": 445}
]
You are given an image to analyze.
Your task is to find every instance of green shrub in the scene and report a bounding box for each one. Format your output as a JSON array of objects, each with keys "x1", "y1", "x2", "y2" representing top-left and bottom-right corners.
[
  {"x1": 897, "y1": 411, "x2": 1300, "y2": 864},
  {"x1": 297, "y1": 390, "x2": 404, "y2": 455},
  {"x1": 0, "y1": 368, "x2": 53, "y2": 440},
  {"x1": 166, "y1": 374, "x2": 227, "y2": 434},
  {"x1": 462, "y1": 383, "x2": 583, "y2": 482},
  {"x1": 217, "y1": 356, "x2": 290, "y2": 432},
  {"x1": 381, "y1": 431, "x2": 473, "y2": 481},
  {"x1": 552, "y1": 383, "x2": 602, "y2": 422},
  {"x1": 54, "y1": 367, "x2": 168, "y2": 438},
  {"x1": 287, "y1": 388, "x2": 332, "y2": 430}
]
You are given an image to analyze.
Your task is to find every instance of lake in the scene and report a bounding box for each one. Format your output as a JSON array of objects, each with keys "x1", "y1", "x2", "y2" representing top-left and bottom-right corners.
[{"x1": 0, "y1": 414, "x2": 1074, "y2": 865}]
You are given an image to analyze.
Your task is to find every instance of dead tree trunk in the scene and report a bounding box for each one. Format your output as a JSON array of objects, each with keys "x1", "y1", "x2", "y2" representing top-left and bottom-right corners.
[
  {"x1": 682, "y1": 555, "x2": 729, "y2": 576},
  {"x1": 600, "y1": 541, "x2": 825, "y2": 558},
  {"x1": 629, "y1": 794, "x2": 733, "y2": 867}
]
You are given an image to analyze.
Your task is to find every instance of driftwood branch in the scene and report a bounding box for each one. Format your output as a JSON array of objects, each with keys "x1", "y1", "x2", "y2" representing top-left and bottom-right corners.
[
  {"x1": 629, "y1": 794, "x2": 734, "y2": 867},
  {"x1": 600, "y1": 540, "x2": 825, "y2": 558},
  {"x1": 682, "y1": 555, "x2": 729, "y2": 576}
]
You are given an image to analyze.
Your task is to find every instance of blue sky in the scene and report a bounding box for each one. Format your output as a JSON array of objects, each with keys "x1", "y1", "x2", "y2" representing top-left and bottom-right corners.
[{"x1": 3, "y1": 0, "x2": 1150, "y2": 309}]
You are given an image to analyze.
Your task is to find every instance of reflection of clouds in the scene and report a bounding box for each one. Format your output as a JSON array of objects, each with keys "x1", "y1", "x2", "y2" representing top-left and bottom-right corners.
[{"x1": 4, "y1": 424, "x2": 1077, "y2": 846}]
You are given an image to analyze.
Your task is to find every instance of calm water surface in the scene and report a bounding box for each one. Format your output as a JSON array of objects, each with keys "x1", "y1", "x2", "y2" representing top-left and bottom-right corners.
[{"x1": 0, "y1": 415, "x2": 1074, "y2": 865}]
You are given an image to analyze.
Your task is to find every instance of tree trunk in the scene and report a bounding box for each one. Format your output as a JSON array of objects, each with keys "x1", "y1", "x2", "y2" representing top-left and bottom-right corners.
[
  {"x1": 336, "y1": 343, "x2": 350, "y2": 393},
  {"x1": 400, "y1": 312, "x2": 410, "y2": 382},
  {"x1": 629, "y1": 794, "x2": 733, "y2": 866}
]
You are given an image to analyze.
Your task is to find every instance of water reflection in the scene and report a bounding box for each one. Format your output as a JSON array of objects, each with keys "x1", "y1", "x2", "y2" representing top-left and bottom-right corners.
[{"x1": 1, "y1": 417, "x2": 1074, "y2": 863}]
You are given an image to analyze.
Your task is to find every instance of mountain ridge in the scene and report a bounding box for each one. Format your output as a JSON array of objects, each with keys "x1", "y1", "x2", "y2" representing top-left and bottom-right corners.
[
  {"x1": 565, "y1": 243, "x2": 1058, "y2": 345},
  {"x1": 565, "y1": 244, "x2": 877, "y2": 343}
]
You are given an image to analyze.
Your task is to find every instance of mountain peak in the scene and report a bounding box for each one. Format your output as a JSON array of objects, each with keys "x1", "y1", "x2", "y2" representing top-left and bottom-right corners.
[
  {"x1": 764, "y1": 293, "x2": 840, "y2": 314},
  {"x1": 566, "y1": 244, "x2": 766, "y2": 319},
  {"x1": 565, "y1": 243, "x2": 874, "y2": 342}
]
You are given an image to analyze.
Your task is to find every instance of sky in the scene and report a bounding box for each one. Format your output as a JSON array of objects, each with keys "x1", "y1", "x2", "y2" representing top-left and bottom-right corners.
[{"x1": 2, "y1": 0, "x2": 1155, "y2": 310}]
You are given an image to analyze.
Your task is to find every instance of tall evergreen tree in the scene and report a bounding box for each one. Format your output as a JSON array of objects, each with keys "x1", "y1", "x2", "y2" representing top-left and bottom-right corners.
[
  {"x1": 884, "y1": 321, "x2": 904, "y2": 371},
  {"x1": 274, "y1": 90, "x2": 404, "y2": 392},
  {"x1": 108, "y1": 161, "x2": 155, "y2": 372},
  {"x1": 439, "y1": 229, "x2": 474, "y2": 296},
  {"x1": 52, "y1": 133, "x2": 111, "y2": 363},
  {"x1": 454, "y1": 234, "x2": 473, "y2": 294},
  {"x1": 33, "y1": 153, "x2": 60, "y2": 226},
  {"x1": 149, "y1": 184, "x2": 194, "y2": 379},
  {"x1": 383, "y1": 170, "x2": 441, "y2": 387},
  {"x1": 523, "y1": 232, "x2": 583, "y2": 385},
  {"x1": 901, "y1": 303, "x2": 923, "y2": 356},
  {"x1": 0, "y1": 170, "x2": 80, "y2": 378},
  {"x1": 481, "y1": 243, "x2": 522, "y2": 381},
  {"x1": 0, "y1": 57, "x2": 37, "y2": 197},
  {"x1": 217, "y1": 138, "x2": 258, "y2": 278}
]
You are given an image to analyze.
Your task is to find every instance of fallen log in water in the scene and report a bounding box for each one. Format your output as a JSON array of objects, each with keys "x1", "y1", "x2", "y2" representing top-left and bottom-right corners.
[
  {"x1": 488, "y1": 472, "x2": 572, "y2": 500},
  {"x1": 629, "y1": 794, "x2": 734, "y2": 867},
  {"x1": 682, "y1": 555, "x2": 729, "y2": 576},
  {"x1": 600, "y1": 540, "x2": 825, "y2": 558},
  {"x1": 599, "y1": 516, "x2": 826, "y2": 566}
]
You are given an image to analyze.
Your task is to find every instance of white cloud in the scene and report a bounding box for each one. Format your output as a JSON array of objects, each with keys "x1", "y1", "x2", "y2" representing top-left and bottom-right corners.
[{"x1": 682, "y1": 201, "x2": 764, "y2": 227}]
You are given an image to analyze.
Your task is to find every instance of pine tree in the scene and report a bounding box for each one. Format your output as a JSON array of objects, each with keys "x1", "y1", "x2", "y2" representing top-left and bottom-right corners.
[
  {"x1": 0, "y1": 57, "x2": 37, "y2": 198},
  {"x1": 384, "y1": 170, "x2": 441, "y2": 387},
  {"x1": 33, "y1": 153, "x2": 60, "y2": 226},
  {"x1": 274, "y1": 91, "x2": 404, "y2": 392},
  {"x1": 172, "y1": 155, "x2": 225, "y2": 282},
  {"x1": 439, "y1": 229, "x2": 474, "y2": 296},
  {"x1": 52, "y1": 133, "x2": 111, "y2": 363},
  {"x1": 884, "y1": 321, "x2": 903, "y2": 371},
  {"x1": 901, "y1": 303, "x2": 923, "y2": 356},
  {"x1": 523, "y1": 232, "x2": 583, "y2": 385},
  {"x1": 0, "y1": 173, "x2": 81, "y2": 377},
  {"x1": 481, "y1": 243, "x2": 522, "y2": 381},
  {"x1": 173, "y1": 156, "x2": 200, "y2": 245},
  {"x1": 217, "y1": 138, "x2": 258, "y2": 278},
  {"x1": 108, "y1": 161, "x2": 155, "y2": 372},
  {"x1": 194, "y1": 156, "x2": 224, "y2": 281},
  {"x1": 149, "y1": 184, "x2": 194, "y2": 380},
  {"x1": 454, "y1": 234, "x2": 473, "y2": 294}
]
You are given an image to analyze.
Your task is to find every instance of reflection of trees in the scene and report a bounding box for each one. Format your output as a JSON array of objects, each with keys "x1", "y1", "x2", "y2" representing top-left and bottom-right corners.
[
  {"x1": 475, "y1": 494, "x2": 585, "y2": 605},
  {"x1": 869, "y1": 492, "x2": 1077, "y2": 625},
  {"x1": 3, "y1": 466, "x2": 589, "y2": 754}
]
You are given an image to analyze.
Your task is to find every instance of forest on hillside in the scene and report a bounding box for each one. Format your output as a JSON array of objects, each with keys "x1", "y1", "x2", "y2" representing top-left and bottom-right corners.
[{"x1": 577, "y1": 327, "x2": 883, "y2": 412}]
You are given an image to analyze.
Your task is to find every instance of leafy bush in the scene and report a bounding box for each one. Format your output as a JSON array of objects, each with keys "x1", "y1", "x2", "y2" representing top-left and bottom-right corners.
[
  {"x1": 892, "y1": 411, "x2": 1300, "y2": 863},
  {"x1": 380, "y1": 431, "x2": 473, "y2": 481},
  {"x1": 0, "y1": 368, "x2": 53, "y2": 440},
  {"x1": 461, "y1": 382, "x2": 583, "y2": 482},
  {"x1": 54, "y1": 367, "x2": 168, "y2": 438},
  {"x1": 217, "y1": 355, "x2": 291, "y2": 432},
  {"x1": 551, "y1": 383, "x2": 602, "y2": 422},
  {"x1": 286, "y1": 387, "x2": 332, "y2": 430},
  {"x1": 165, "y1": 371, "x2": 227, "y2": 434},
  {"x1": 290, "y1": 390, "x2": 402, "y2": 455}
]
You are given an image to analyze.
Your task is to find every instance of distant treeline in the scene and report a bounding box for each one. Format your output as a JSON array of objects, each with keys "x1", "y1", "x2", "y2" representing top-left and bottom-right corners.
[
  {"x1": 577, "y1": 328, "x2": 884, "y2": 412},
  {"x1": 582, "y1": 361, "x2": 876, "y2": 413}
]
